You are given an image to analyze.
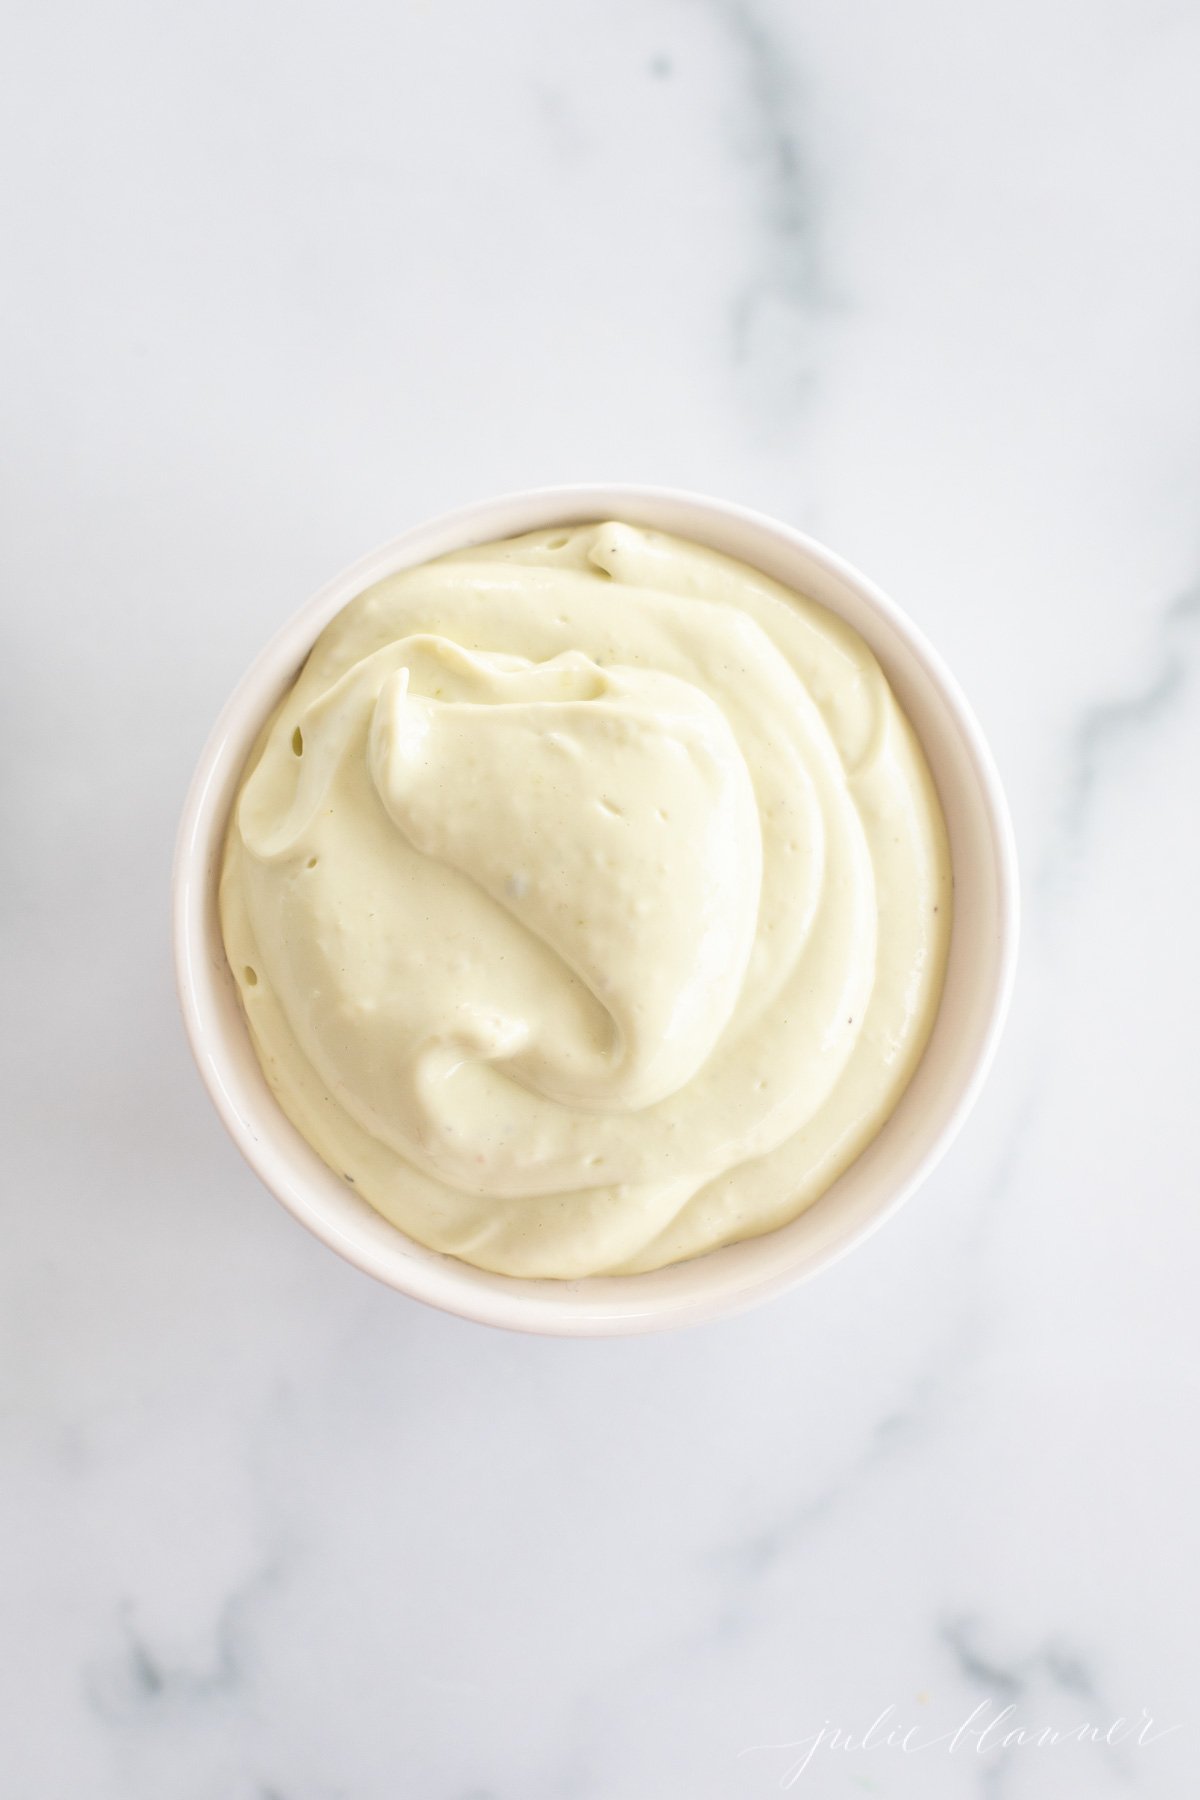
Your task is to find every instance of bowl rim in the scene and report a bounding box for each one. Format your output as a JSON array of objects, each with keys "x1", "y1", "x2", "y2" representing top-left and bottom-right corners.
[{"x1": 173, "y1": 483, "x2": 1020, "y2": 1335}]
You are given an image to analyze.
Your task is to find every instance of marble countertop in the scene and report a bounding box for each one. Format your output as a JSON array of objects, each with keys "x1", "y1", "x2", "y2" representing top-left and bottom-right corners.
[{"x1": 3, "y1": 2, "x2": 1198, "y2": 1795}]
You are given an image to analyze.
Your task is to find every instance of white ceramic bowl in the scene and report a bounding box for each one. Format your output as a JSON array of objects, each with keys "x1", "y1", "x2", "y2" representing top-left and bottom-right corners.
[{"x1": 174, "y1": 485, "x2": 1018, "y2": 1335}]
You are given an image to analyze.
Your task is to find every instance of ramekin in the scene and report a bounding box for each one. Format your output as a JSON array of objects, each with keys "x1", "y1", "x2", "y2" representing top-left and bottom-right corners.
[{"x1": 173, "y1": 485, "x2": 1019, "y2": 1335}]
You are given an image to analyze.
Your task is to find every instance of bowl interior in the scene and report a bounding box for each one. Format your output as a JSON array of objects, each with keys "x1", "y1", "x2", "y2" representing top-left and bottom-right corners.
[{"x1": 175, "y1": 486, "x2": 1017, "y2": 1335}]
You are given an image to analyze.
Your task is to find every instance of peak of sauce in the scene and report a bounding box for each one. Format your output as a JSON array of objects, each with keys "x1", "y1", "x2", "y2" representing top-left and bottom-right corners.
[{"x1": 221, "y1": 522, "x2": 952, "y2": 1276}]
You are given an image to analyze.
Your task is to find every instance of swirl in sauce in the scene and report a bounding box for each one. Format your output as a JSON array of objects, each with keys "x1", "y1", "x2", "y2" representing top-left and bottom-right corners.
[{"x1": 221, "y1": 523, "x2": 951, "y2": 1276}]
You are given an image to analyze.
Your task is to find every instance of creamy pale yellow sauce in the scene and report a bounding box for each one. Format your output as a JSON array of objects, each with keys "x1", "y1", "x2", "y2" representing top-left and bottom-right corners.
[{"x1": 220, "y1": 523, "x2": 951, "y2": 1277}]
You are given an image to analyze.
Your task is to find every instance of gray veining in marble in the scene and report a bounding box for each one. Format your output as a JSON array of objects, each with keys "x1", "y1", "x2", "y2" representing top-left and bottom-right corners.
[
  {"x1": 710, "y1": 0, "x2": 825, "y2": 422},
  {"x1": 1050, "y1": 577, "x2": 1200, "y2": 884},
  {"x1": 87, "y1": 1560, "x2": 287, "y2": 1724},
  {"x1": 939, "y1": 1620, "x2": 1131, "y2": 1798}
]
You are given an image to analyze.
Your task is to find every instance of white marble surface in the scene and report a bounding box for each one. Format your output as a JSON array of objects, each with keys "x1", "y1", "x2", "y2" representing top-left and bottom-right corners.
[{"x1": 3, "y1": 1, "x2": 1199, "y2": 1794}]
